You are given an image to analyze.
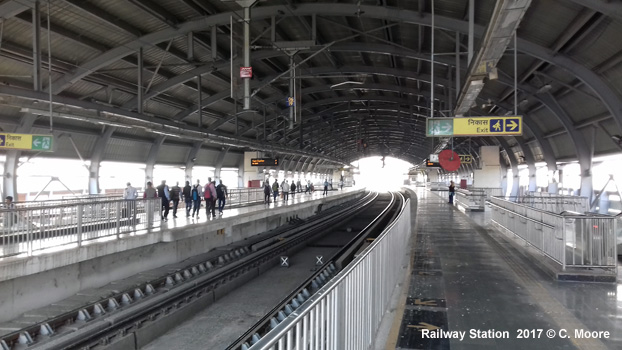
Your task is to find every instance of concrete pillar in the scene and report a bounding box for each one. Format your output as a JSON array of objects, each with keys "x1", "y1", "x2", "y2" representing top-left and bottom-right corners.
[
  {"x1": 243, "y1": 151, "x2": 261, "y2": 186},
  {"x1": 472, "y1": 146, "x2": 502, "y2": 188},
  {"x1": 237, "y1": 155, "x2": 245, "y2": 188},
  {"x1": 88, "y1": 127, "x2": 115, "y2": 194},
  {"x1": 3, "y1": 114, "x2": 37, "y2": 199},
  {"x1": 145, "y1": 136, "x2": 165, "y2": 186},
  {"x1": 213, "y1": 147, "x2": 229, "y2": 182},
  {"x1": 184, "y1": 142, "x2": 202, "y2": 183},
  {"x1": 427, "y1": 170, "x2": 440, "y2": 182}
]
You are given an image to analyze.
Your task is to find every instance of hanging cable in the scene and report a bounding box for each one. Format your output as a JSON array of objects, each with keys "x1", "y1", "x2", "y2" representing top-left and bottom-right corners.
[{"x1": 47, "y1": 0, "x2": 53, "y2": 132}]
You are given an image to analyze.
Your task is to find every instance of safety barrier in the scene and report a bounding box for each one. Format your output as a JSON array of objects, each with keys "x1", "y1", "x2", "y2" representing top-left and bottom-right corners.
[
  {"x1": 470, "y1": 187, "x2": 503, "y2": 199},
  {"x1": 454, "y1": 188, "x2": 486, "y2": 211},
  {"x1": 0, "y1": 198, "x2": 161, "y2": 258},
  {"x1": 426, "y1": 182, "x2": 447, "y2": 191},
  {"x1": 490, "y1": 197, "x2": 617, "y2": 272},
  {"x1": 227, "y1": 188, "x2": 266, "y2": 206},
  {"x1": 512, "y1": 193, "x2": 589, "y2": 213},
  {"x1": 248, "y1": 199, "x2": 411, "y2": 349}
]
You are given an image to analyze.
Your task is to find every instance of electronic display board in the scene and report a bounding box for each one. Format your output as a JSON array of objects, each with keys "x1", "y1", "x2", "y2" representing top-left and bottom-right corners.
[{"x1": 251, "y1": 158, "x2": 278, "y2": 166}]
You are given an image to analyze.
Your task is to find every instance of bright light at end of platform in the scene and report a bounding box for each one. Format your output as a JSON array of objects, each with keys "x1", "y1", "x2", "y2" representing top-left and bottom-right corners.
[{"x1": 352, "y1": 157, "x2": 412, "y2": 191}]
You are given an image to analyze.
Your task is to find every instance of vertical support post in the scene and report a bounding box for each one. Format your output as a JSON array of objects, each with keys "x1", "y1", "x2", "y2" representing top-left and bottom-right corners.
[
  {"x1": 198, "y1": 74, "x2": 202, "y2": 128},
  {"x1": 468, "y1": 0, "x2": 474, "y2": 65},
  {"x1": 187, "y1": 32, "x2": 194, "y2": 60},
  {"x1": 211, "y1": 26, "x2": 217, "y2": 61},
  {"x1": 77, "y1": 203, "x2": 83, "y2": 247},
  {"x1": 243, "y1": 6, "x2": 251, "y2": 110},
  {"x1": 514, "y1": 32, "x2": 518, "y2": 115},
  {"x1": 455, "y1": 32, "x2": 460, "y2": 98},
  {"x1": 32, "y1": 0, "x2": 41, "y2": 91},
  {"x1": 116, "y1": 201, "x2": 121, "y2": 238},
  {"x1": 138, "y1": 47, "x2": 144, "y2": 114},
  {"x1": 230, "y1": 16, "x2": 234, "y2": 99},
  {"x1": 312, "y1": 14, "x2": 317, "y2": 42},
  {"x1": 289, "y1": 54, "x2": 295, "y2": 129},
  {"x1": 263, "y1": 106, "x2": 266, "y2": 141},
  {"x1": 271, "y1": 16, "x2": 276, "y2": 42},
  {"x1": 430, "y1": 0, "x2": 434, "y2": 119}
]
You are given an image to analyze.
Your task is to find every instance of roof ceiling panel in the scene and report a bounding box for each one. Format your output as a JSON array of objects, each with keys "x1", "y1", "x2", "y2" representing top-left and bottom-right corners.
[
  {"x1": 104, "y1": 136, "x2": 152, "y2": 163},
  {"x1": 567, "y1": 19, "x2": 620, "y2": 70},
  {"x1": 93, "y1": 0, "x2": 170, "y2": 33},
  {"x1": 528, "y1": 109, "x2": 561, "y2": 134},
  {"x1": 557, "y1": 92, "x2": 607, "y2": 124},
  {"x1": 518, "y1": 0, "x2": 581, "y2": 48}
]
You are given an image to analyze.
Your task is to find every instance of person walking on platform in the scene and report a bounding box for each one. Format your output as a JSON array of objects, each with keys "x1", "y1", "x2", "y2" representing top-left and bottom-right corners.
[
  {"x1": 448, "y1": 181, "x2": 455, "y2": 204},
  {"x1": 304, "y1": 180, "x2": 311, "y2": 194},
  {"x1": 171, "y1": 182, "x2": 181, "y2": 218},
  {"x1": 205, "y1": 178, "x2": 217, "y2": 218},
  {"x1": 281, "y1": 179, "x2": 289, "y2": 201},
  {"x1": 290, "y1": 181, "x2": 297, "y2": 200},
  {"x1": 123, "y1": 182, "x2": 138, "y2": 223},
  {"x1": 143, "y1": 182, "x2": 158, "y2": 225},
  {"x1": 191, "y1": 184, "x2": 201, "y2": 218},
  {"x1": 323, "y1": 179, "x2": 329, "y2": 196},
  {"x1": 182, "y1": 181, "x2": 192, "y2": 217},
  {"x1": 156, "y1": 180, "x2": 171, "y2": 221},
  {"x1": 263, "y1": 181, "x2": 272, "y2": 204},
  {"x1": 216, "y1": 180, "x2": 228, "y2": 214},
  {"x1": 272, "y1": 179, "x2": 280, "y2": 202},
  {"x1": 296, "y1": 179, "x2": 302, "y2": 193}
]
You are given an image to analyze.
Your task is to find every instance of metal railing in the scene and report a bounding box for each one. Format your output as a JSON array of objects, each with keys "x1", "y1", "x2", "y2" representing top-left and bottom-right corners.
[
  {"x1": 516, "y1": 193, "x2": 589, "y2": 213},
  {"x1": 426, "y1": 182, "x2": 447, "y2": 191},
  {"x1": 469, "y1": 187, "x2": 503, "y2": 199},
  {"x1": 0, "y1": 198, "x2": 161, "y2": 258},
  {"x1": 490, "y1": 197, "x2": 617, "y2": 271},
  {"x1": 454, "y1": 188, "x2": 486, "y2": 211},
  {"x1": 227, "y1": 188, "x2": 266, "y2": 206},
  {"x1": 248, "y1": 198, "x2": 411, "y2": 350}
]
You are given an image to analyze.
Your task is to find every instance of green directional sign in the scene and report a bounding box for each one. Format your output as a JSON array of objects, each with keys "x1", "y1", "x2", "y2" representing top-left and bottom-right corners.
[
  {"x1": 426, "y1": 119, "x2": 453, "y2": 136},
  {"x1": 32, "y1": 135, "x2": 53, "y2": 151}
]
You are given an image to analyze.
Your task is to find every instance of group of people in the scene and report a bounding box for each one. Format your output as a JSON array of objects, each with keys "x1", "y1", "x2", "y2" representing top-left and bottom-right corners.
[
  {"x1": 262, "y1": 179, "x2": 333, "y2": 204},
  {"x1": 124, "y1": 177, "x2": 228, "y2": 221}
]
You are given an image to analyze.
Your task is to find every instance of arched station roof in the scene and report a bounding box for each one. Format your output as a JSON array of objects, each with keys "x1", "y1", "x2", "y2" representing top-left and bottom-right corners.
[{"x1": 0, "y1": 0, "x2": 621, "y2": 171}]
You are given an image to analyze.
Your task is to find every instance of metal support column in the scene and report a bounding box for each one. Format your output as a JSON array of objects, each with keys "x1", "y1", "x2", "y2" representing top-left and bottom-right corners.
[
  {"x1": 138, "y1": 47, "x2": 144, "y2": 114},
  {"x1": 289, "y1": 54, "x2": 295, "y2": 129},
  {"x1": 468, "y1": 0, "x2": 474, "y2": 65},
  {"x1": 455, "y1": 32, "x2": 460, "y2": 98},
  {"x1": 243, "y1": 5, "x2": 251, "y2": 110},
  {"x1": 214, "y1": 147, "x2": 230, "y2": 182},
  {"x1": 32, "y1": 0, "x2": 41, "y2": 91},
  {"x1": 198, "y1": 74, "x2": 202, "y2": 128},
  {"x1": 187, "y1": 32, "x2": 194, "y2": 61},
  {"x1": 211, "y1": 26, "x2": 217, "y2": 61}
]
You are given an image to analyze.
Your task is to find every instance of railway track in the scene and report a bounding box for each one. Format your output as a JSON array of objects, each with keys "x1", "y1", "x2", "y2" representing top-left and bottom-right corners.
[{"x1": 1, "y1": 191, "x2": 404, "y2": 350}]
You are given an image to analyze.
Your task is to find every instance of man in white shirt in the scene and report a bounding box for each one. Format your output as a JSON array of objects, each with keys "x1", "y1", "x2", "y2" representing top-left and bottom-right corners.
[{"x1": 123, "y1": 182, "x2": 138, "y2": 223}]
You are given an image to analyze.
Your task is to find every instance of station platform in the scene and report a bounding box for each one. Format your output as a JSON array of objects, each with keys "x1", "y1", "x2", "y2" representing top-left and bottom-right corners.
[
  {"x1": 387, "y1": 188, "x2": 621, "y2": 350},
  {"x1": 0, "y1": 187, "x2": 365, "y2": 324}
]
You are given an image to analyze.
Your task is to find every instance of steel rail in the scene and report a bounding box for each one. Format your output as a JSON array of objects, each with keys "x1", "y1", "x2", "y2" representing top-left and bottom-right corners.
[{"x1": 2, "y1": 192, "x2": 375, "y2": 350}]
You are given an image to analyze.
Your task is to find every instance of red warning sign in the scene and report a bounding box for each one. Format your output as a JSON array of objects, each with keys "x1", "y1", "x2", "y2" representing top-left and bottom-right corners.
[
  {"x1": 240, "y1": 67, "x2": 253, "y2": 78},
  {"x1": 439, "y1": 149, "x2": 461, "y2": 171}
]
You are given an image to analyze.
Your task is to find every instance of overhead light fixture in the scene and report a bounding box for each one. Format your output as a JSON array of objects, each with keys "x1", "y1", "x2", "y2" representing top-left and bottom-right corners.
[
  {"x1": 536, "y1": 83, "x2": 552, "y2": 94},
  {"x1": 330, "y1": 81, "x2": 365, "y2": 89}
]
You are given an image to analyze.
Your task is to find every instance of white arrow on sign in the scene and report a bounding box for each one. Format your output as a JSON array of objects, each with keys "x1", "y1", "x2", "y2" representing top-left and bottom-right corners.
[
  {"x1": 33, "y1": 139, "x2": 40, "y2": 147},
  {"x1": 507, "y1": 120, "x2": 518, "y2": 131}
]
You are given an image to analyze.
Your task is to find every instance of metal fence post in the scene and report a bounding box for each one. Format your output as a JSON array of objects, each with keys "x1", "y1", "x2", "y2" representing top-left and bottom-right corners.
[
  {"x1": 77, "y1": 203, "x2": 83, "y2": 247},
  {"x1": 116, "y1": 201, "x2": 121, "y2": 238}
]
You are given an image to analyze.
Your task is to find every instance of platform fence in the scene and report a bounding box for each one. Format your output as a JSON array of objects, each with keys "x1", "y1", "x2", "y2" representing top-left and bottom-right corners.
[
  {"x1": 0, "y1": 198, "x2": 161, "y2": 258},
  {"x1": 248, "y1": 199, "x2": 411, "y2": 350},
  {"x1": 507, "y1": 193, "x2": 589, "y2": 213},
  {"x1": 490, "y1": 197, "x2": 617, "y2": 272},
  {"x1": 454, "y1": 188, "x2": 487, "y2": 211}
]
